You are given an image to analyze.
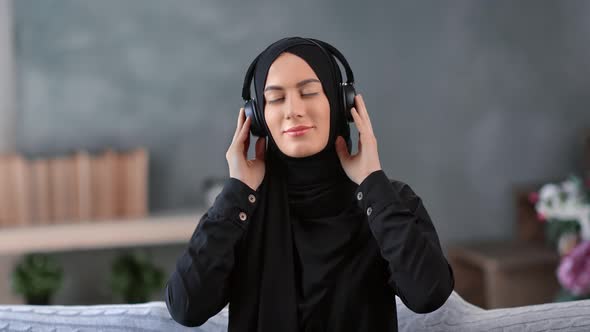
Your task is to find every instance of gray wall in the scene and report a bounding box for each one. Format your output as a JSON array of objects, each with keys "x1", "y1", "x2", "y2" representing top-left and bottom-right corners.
[
  {"x1": 0, "y1": 0, "x2": 15, "y2": 153},
  {"x1": 7, "y1": 0, "x2": 590, "y2": 304}
]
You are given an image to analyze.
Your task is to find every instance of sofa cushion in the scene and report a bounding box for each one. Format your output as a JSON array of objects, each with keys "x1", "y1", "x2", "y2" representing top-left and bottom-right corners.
[{"x1": 1, "y1": 292, "x2": 590, "y2": 331}]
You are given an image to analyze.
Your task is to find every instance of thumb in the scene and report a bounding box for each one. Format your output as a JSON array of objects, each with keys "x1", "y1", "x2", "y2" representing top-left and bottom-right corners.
[{"x1": 334, "y1": 136, "x2": 349, "y2": 161}]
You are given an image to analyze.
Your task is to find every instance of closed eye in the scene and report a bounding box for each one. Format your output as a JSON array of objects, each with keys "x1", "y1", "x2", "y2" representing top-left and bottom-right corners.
[
  {"x1": 267, "y1": 97, "x2": 284, "y2": 104},
  {"x1": 267, "y1": 93, "x2": 319, "y2": 105},
  {"x1": 302, "y1": 92, "x2": 319, "y2": 97}
]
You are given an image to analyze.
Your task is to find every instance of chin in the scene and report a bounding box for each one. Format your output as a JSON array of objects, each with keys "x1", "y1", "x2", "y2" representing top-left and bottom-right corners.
[{"x1": 282, "y1": 146, "x2": 320, "y2": 158}]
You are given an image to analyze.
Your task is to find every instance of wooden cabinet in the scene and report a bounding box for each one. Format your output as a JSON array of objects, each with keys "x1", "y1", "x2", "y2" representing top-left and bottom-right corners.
[
  {"x1": 448, "y1": 134, "x2": 590, "y2": 309},
  {"x1": 448, "y1": 241, "x2": 560, "y2": 309}
]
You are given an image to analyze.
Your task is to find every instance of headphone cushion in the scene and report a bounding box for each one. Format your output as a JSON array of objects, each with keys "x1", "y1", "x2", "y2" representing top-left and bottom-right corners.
[
  {"x1": 244, "y1": 99, "x2": 266, "y2": 137},
  {"x1": 342, "y1": 85, "x2": 357, "y2": 122}
]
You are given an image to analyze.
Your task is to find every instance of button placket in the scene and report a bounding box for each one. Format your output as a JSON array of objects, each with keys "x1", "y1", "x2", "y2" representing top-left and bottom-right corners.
[
  {"x1": 239, "y1": 211, "x2": 248, "y2": 221},
  {"x1": 248, "y1": 194, "x2": 256, "y2": 203}
]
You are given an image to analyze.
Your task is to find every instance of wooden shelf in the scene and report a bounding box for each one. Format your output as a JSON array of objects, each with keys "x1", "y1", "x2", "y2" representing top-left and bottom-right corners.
[{"x1": 0, "y1": 210, "x2": 205, "y2": 255}]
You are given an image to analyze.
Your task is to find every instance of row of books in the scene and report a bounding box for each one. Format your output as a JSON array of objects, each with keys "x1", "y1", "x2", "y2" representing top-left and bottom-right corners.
[{"x1": 0, "y1": 148, "x2": 148, "y2": 228}]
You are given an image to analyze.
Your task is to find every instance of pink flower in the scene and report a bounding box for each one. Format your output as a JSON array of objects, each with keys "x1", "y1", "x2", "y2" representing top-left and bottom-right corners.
[
  {"x1": 558, "y1": 241, "x2": 590, "y2": 296},
  {"x1": 528, "y1": 192, "x2": 539, "y2": 204},
  {"x1": 536, "y1": 212, "x2": 546, "y2": 223}
]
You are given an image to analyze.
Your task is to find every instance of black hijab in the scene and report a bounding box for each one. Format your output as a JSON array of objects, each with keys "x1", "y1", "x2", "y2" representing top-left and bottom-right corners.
[{"x1": 230, "y1": 37, "x2": 366, "y2": 331}]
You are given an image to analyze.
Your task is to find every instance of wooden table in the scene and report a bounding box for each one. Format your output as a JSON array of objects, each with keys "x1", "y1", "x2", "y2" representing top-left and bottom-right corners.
[{"x1": 447, "y1": 240, "x2": 561, "y2": 309}]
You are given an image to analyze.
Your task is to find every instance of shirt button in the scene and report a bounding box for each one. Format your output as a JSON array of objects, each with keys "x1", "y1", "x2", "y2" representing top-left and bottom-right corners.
[
  {"x1": 366, "y1": 207, "x2": 373, "y2": 216},
  {"x1": 357, "y1": 192, "x2": 363, "y2": 200},
  {"x1": 248, "y1": 194, "x2": 256, "y2": 203},
  {"x1": 239, "y1": 212, "x2": 248, "y2": 221}
]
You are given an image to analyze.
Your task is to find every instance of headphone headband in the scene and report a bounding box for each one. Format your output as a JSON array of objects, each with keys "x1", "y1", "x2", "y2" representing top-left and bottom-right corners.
[
  {"x1": 241, "y1": 53, "x2": 261, "y2": 100},
  {"x1": 241, "y1": 37, "x2": 354, "y2": 101},
  {"x1": 307, "y1": 38, "x2": 355, "y2": 85}
]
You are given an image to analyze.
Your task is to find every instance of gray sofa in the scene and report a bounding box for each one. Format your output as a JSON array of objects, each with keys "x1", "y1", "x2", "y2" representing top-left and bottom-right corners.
[{"x1": 0, "y1": 291, "x2": 589, "y2": 331}]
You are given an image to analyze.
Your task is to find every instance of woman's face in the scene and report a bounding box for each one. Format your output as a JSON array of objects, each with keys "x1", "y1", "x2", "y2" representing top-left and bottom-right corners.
[{"x1": 263, "y1": 52, "x2": 330, "y2": 158}]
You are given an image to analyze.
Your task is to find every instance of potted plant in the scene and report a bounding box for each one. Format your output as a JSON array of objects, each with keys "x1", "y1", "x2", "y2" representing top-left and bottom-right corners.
[
  {"x1": 110, "y1": 250, "x2": 164, "y2": 303},
  {"x1": 11, "y1": 253, "x2": 63, "y2": 305}
]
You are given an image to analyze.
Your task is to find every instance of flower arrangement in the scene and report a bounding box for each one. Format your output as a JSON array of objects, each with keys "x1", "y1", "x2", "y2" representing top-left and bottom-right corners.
[{"x1": 531, "y1": 174, "x2": 590, "y2": 301}]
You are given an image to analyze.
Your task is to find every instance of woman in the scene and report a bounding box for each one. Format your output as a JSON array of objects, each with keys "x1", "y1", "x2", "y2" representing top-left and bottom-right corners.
[{"x1": 165, "y1": 37, "x2": 454, "y2": 331}]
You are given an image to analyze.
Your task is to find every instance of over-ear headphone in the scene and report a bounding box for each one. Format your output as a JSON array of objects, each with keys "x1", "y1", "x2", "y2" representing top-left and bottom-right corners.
[{"x1": 241, "y1": 37, "x2": 357, "y2": 137}]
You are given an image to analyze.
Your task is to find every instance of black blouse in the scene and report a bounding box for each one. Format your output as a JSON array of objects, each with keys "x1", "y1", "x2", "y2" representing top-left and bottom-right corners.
[{"x1": 165, "y1": 170, "x2": 454, "y2": 331}]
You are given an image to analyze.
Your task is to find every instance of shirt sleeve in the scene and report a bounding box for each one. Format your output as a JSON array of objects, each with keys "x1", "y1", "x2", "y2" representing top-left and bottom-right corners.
[
  {"x1": 354, "y1": 170, "x2": 455, "y2": 313},
  {"x1": 165, "y1": 177, "x2": 259, "y2": 327}
]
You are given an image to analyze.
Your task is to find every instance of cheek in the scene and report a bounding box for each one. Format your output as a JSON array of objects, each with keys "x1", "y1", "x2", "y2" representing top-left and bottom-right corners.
[
  {"x1": 264, "y1": 110, "x2": 282, "y2": 136},
  {"x1": 321, "y1": 114, "x2": 331, "y2": 137},
  {"x1": 319, "y1": 100, "x2": 331, "y2": 133}
]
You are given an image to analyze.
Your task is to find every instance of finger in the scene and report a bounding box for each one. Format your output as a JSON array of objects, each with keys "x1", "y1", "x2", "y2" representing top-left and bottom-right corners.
[
  {"x1": 239, "y1": 117, "x2": 251, "y2": 158},
  {"x1": 356, "y1": 95, "x2": 374, "y2": 133},
  {"x1": 233, "y1": 108, "x2": 245, "y2": 142},
  {"x1": 354, "y1": 95, "x2": 367, "y2": 121},
  {"x1": 238, "y1": 116, "x2": 251, "y2": 140},
  {"x1": 350, "y1": 106, "x2": 366, "y2": 134},
  {"x1": 358, "y1": 131, "x2": 362, "y2": 153},
  {"x1": 334, "y1": 136, "x2": 350, "y2": 161},
  {"x1": 255, "y1": 137, "x2": 266, "y2": 161},
  {"x1": 243, "y1": 133, "x2": 250, "y2": 159}
]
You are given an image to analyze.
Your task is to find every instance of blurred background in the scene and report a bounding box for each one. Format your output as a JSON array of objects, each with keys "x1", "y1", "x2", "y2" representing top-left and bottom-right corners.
[{"x1": 0, "y1": 0, "x2": 589, "y2": 309}]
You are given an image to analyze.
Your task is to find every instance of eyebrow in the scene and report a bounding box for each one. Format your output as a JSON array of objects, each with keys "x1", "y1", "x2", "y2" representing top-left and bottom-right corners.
[{"x1": 264, "y1": 78, "x2": 321, "y2": 92}]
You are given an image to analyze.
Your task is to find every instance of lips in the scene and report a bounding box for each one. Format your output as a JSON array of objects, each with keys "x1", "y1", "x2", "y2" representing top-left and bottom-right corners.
[
  {"x1": 284, "y1": 125, "x2": 313, "y2": 133},
  {"x1": 283, "y1": 125, "x2": 313, "y2": 137}
]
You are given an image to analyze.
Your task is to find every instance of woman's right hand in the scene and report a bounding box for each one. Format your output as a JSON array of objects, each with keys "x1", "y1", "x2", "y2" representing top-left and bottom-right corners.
[{"x1": 226, "y1": 108, "x2": 266, "y2": 191}]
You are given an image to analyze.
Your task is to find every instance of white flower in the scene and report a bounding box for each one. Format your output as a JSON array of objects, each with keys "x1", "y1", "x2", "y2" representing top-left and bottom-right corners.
[{"x1": 535, "y1": 176, "x2": 590, "y2": 232}]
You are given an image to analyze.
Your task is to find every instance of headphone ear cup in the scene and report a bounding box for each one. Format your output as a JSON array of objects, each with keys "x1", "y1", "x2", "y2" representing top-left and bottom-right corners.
[
  {"x1": 244, "y1": 99, "x2": 266, "y2": 137},
  {"x1": 342, "y1": 84, "x2": 357, "y2": 123}
]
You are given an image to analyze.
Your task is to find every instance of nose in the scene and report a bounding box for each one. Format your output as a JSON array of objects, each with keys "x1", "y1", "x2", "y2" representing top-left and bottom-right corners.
[{"x1": 284, "y1": 93, "x2": 305, "y2": 119}]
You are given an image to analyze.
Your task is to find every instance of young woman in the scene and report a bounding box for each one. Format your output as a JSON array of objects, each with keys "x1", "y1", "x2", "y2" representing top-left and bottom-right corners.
[{"x1": 165, "y1": 37, "x2": 454, "y2": 331}]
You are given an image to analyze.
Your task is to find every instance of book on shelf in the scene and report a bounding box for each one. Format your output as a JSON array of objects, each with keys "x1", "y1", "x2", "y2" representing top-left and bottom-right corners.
[
  {"x1": 49, "y1": 156, "x2": 75, "y2": 223},
  {"x1": 72, "y1": 151, "x2": 92, "y2": 222},
  {"x1": 0, "y1": 156, "x2": 7, "y2": 227},
  {"x1": 0, "y1": 147, "x2": 149, "y2": 228},
  {"x1": 120, "y1": 148, "x2": 148, "y2": 219},
  {"x1": 10, "y1": 155, "x2": 31, "y2": 227},
  {"x1": 0, "y1": 155, "x2": 31, "y2": 227},
  {"x1": 91, "y1": 149, "x2": 118, "y2": 220},
  {"x1": 29, "y1": 158, "x2": 51, "y2": 225}
]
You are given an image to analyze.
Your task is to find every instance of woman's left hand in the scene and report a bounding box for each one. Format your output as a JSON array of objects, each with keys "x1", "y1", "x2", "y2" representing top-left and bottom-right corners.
[{"x1": 335, "y1": 94, "x2": 382, "y2": 185}]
